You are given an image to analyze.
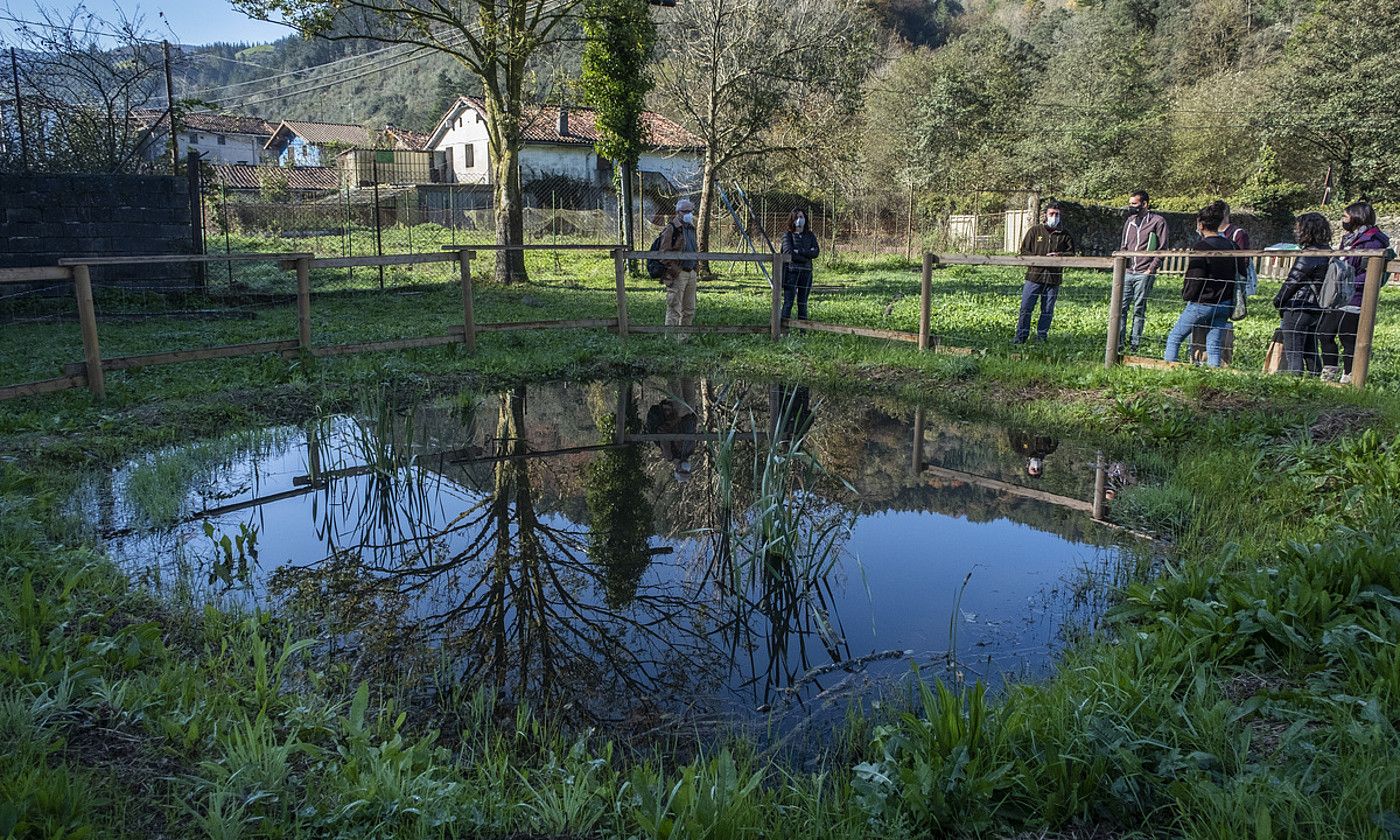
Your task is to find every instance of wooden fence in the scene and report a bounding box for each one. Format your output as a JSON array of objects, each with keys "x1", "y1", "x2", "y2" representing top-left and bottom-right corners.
[{"x1": 2, "y1": 245, "x2": 1397, "y2": 402}]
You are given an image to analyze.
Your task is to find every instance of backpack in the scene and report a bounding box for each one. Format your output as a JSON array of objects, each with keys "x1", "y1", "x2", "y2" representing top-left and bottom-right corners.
[
  {"x1": 1317, "y1": 257, "x2": 1357, "y2": 310},
  {"x1": 1226, "y1": 225, "x2": 1258, "y2": 296},
  {"x1": 645, "y1": 231, "x2": 666, "y2": 280}
]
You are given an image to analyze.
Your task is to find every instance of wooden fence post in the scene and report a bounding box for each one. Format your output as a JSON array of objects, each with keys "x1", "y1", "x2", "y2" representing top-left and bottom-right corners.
[
  {"x1": 458, "y1": 249, "x2": 476, "y2": 352},
  {"x1": 1350, "y1": 254, "x2": 1385, "y2": 389},
  {"x1": 919, "y1": 252, "x2": 933, "y2": 351},
  {"x1": 72, "y1": 264, "x2": 104, "y2": 399},
  {"x1": 295, "y1": 256, "x2": 312, "y2": 352},
  {"x1": 1092, "y1": 451, "x2": 1107, "y2": 521},
  {"x1": 613, "y1": 246, "x2": 629, "y2": 342},
  {"x1": 1105, "y1": 255, "x2": 1127, "y2": 369},
  {"x1": 770, "y1": 251, "x2": 784, "y2": 340}
]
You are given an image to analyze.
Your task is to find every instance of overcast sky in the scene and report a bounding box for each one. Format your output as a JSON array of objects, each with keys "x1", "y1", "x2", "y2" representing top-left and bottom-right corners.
[{"x1": 1, "y1": 0, "x2": 289, "y2": 47}]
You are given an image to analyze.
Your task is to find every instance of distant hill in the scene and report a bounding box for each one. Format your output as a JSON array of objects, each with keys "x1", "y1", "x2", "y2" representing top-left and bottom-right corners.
[{"x1": 175, "y1": 31, "x2": 480, "y2": 131}]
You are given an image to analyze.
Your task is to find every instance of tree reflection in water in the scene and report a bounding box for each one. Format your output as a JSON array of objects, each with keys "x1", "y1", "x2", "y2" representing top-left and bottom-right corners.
[{"x1": 270, "y1": 381, "x2": 862, "y2": 726}]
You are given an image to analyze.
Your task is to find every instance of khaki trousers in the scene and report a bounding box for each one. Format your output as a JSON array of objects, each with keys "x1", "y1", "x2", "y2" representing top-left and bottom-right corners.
[{"x1": 665, "y1": 269, "x2": 698, "y2": 326}]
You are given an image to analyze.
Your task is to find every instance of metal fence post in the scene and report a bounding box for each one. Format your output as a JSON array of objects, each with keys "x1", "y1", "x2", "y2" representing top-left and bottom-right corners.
[
  {"x1": 372, "y1": 155, "x2": 384, "y2": 290},
  {"x1": 1105, "y1": 255, "x2": 1127, "y2": 368},
  {"x1": 770, "y1": 251, "x2": 784, "y2": 340},
  {"x1": 919, "y1": 252, "x2": 933, "y2": 351},
  {"x1": 613, "y1": 246, "x2": 629, "y2": 342},
  {"x1": 1350, "y1": 253, "x2": 1386, "y2": 388},
  {"x1": 295, "y1": 256, "x2": 312, "y2": 352},
  {"x1": 458, "y1": 249, "x2": 476, "y2": 352}
]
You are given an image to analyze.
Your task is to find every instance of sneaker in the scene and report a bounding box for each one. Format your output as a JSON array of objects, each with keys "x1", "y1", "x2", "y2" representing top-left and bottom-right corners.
[
  {"x1": 1321, "y1": 365, "x2": 1341, "y2": 382},
  {"x1": 1340, "y1": 373, "x2": 1352, "y2": 384}
]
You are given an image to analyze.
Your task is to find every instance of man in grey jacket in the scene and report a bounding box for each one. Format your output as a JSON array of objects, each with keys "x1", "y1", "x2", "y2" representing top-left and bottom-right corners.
[{"x1": 1118, "y1": 190, "x2": 1169, "y2": 352}]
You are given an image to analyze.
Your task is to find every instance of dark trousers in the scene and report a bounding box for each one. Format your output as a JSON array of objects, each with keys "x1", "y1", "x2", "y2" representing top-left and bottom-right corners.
[
  {"x1": 1281, "y1": 309, "x2": 1323, "y2": 376},
  {"x1": 781, "y1": 267, "x2": 813, "y2": 320},
  {"x1": 1015, "y1": 281, "x2": 1059, "y2": 342},
  {"x1": 1318, "y1": 309, "x2": 1359, "y2": 374}
]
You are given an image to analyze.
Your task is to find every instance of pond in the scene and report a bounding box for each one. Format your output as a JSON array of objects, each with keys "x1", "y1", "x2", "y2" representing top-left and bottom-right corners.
[{"x1": 72, "y1": 378, "x2": 1144, "y2": 740}]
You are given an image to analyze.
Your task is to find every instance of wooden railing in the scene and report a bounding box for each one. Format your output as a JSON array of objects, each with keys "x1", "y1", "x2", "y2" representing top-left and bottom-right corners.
[{"x1": 3, "y1": 245, "x2": 1397, "y2": 402}]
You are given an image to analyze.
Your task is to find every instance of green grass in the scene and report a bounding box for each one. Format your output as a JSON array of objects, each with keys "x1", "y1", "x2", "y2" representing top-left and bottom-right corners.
[{"x1": 4, "y1": 239, "x2": 1400, "y2": 837}]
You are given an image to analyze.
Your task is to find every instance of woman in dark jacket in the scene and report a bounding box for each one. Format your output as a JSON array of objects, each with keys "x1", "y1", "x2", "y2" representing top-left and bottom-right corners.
[
  {"x1": 780, "y1": 208, "x2": 820, "y2": 321},
  {"x1": 1318, "y1": 201, "x2": 1391, "y2": 382},
  {"x1": 1272, "y1": 212, "x2": 1331, "y2": 376},
  {"x1": 1164, "y1": 201, "x2": 1239, "y2": 367}
]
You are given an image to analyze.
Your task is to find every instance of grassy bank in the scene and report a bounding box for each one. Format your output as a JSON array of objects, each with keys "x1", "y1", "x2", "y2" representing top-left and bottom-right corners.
[{"x1": 3, "y1": 263, "x2": 1400, "y2": 837}]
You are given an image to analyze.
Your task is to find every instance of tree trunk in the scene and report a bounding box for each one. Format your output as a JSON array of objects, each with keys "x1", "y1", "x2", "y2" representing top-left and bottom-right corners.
[
  {"x1": 620, "y1": 159, "x2": 637, "y2": 272},
  {"x1": 491, "y1": 142, "x2": 528, "y2": 284},
  {"x1": 696, "y1": 154, "x2": 718, "y2": 272}
]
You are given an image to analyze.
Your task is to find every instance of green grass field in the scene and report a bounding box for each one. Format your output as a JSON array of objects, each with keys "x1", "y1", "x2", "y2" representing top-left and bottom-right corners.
[{"x1": 4, "y1": 227, "x2": 1400, "y2": 838}]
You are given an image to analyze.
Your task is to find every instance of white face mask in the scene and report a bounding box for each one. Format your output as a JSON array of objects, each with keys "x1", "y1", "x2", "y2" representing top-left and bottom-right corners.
[
  {"x1": 1045, "y1": 215, "x2": 1061, "y2": 228},
  {"x1": 795, "y1": 216, "x2": 805, "y2": 228},
  {"x1": 682, "y1": 212, "x2": 694, "y2": 225}
]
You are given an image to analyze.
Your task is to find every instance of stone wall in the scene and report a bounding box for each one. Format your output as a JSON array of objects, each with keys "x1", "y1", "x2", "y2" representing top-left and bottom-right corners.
[{"x1": 1059, "y1": 200, "x2": 1297, "y2": 256}]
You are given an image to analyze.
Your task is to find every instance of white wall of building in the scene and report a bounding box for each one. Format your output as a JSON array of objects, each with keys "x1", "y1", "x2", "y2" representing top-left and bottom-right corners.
[
  {"x1": 433, "y1": 107, "x2": 490, "y2": 184},
  {"x1": 430, "y1": 101, "x2": 702, "y2": 189},
  {"x1": 178, "y1": 132, "x2": 266, "y2": 165}
]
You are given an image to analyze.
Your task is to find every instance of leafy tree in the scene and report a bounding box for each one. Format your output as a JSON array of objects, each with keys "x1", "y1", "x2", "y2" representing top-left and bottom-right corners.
[
  {"x1": 1264, "y1": 0, "x2": 1400, "y2": 202},
  {"x1": 1232, "y1": 144, "x2": 1308, "y2": 217},
  {"x1": 4, "y1": 3, "x2": 167, "y2": 173},
  {"x1": 237, "y1": 0, "x2": 584, "y2": 284},
  {"x1": 863, "y1": 0, "x2": 962, "y2": 48},
  {"x1": 653, "y1": 0, "x2": 876, "y2": 255},
  {"x1": 580, "y1": 0, "x2": 657, "y2": 258}
]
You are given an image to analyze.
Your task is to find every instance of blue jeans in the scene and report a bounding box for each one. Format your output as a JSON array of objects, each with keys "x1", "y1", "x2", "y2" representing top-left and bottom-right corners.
[
  {"x1": 1117, "y1": 272, "x2": 1155, "y2": 349},
  {"x1": 1015, "y1": 281, "x2": 1059, "y2": 342},
  {"x1": 1164, "y1": 302, "x2": 1232, "y2": 367}
]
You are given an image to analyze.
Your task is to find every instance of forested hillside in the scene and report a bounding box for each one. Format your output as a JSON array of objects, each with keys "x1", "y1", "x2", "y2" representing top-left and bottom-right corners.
[
  {"x1": 852, "y1": 0, "x2": 1399, "y2": 208},
  {"x1": 179, "y1": 0, "x2": 1395, "y2": 210}
]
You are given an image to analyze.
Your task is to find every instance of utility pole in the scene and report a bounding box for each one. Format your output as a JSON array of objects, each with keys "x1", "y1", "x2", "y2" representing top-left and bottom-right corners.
[
  {"x1": 10, "y1": 47, "x2": 27, "y2": 170},
  {"x1": 163, "y1": 40, "x2": 178, "y2": 173}
]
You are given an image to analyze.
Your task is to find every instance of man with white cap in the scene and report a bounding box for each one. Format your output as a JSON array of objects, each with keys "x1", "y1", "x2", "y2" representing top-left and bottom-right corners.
[{"x1": 657, "y1": 198, "x2": 700, "y2": 326}]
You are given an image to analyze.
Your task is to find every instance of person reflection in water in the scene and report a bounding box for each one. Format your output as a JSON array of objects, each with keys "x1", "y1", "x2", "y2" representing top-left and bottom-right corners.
[
  {"x1": 1008, "y1": 429, "x2": 1059, "y2": 479},
  {"x1": 646, "y1": 379, "x2": 699, "y2": 482},
  {"x1": 770, "y1": 384, "x2": 814, "y2": 445}
]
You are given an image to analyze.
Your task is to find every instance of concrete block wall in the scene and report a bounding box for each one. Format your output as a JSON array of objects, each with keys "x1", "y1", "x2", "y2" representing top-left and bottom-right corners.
[{"x1": 0, "y1": 173, "x2": 194, "y2": 288}]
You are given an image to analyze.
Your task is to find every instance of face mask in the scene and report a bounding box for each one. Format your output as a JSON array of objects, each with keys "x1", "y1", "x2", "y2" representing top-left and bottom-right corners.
[
  {"x1": 1126, "y1": 205, "x2": 1143, "y2": 216},
  {"x1": 795, "y1": 217, "x2": 805, "y2": 228},
  {"x1": 1045, "y1": 215, "x2": 1061, "y2": 228},
  {"x1": 682, "y1": 212, "x2": 694, "y2": 225},
  {"x1": 1342, "y1": 218, "x2": 1360, "y2": 233}
]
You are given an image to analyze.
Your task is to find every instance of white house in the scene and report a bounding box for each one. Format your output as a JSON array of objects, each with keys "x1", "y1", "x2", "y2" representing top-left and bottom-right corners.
[
  {"x1": 135, "y1": 110, "x2": 276, "y2": 165},
  {"x1": 426, "y1": 97, "x2": 702, "y2": 192}
]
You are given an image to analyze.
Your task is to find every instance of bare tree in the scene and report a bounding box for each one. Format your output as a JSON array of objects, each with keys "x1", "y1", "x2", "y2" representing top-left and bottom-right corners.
[
  {"x1": 651, "y1": 0, "x2": 875, "y2": 254},
  {"x1": 238, "y1": 0, "x2": 585, "y2": 284},
  {"x1": 3, "y1": 3, "x2": 166, "y2": 173}
]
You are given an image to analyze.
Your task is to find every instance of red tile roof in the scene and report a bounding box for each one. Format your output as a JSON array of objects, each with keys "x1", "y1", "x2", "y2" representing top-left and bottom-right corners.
[
  {"x1": 384, "y1": 125, "x2": 430, "y2": 151},
  {"x1": 133, "y1": 108, "x2": 276, "y2": 136},
  {"x1": 267, "y1": 120, "x2": 377, "y2": 149},
  {"x1": 211, "y1": 163, "x2": 341, "y2": 191},
  {"x1": 454, "y1": 97, "x2": 702, "y2": 150}
]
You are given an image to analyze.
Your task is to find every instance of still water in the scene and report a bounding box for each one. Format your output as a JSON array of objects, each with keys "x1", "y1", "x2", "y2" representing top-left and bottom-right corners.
[{"x1": 74, "y1": 378, "x2": 1139, "y2": 734}]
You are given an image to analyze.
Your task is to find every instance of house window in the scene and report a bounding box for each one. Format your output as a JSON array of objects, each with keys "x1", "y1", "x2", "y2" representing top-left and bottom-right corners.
[
  {"x1": 465, "y1": 144, "x2": 474, "y2": 168},
  {"x1": 188, "y1": 132, "x2": 198, "y2": 144},
  {"x1": 217, "y1": 134, "x2": 226, "y2": 145}
]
